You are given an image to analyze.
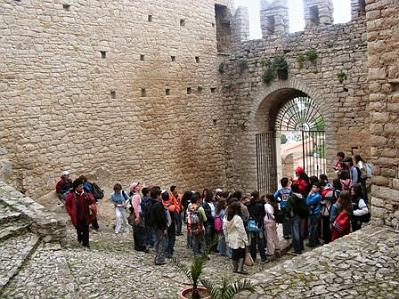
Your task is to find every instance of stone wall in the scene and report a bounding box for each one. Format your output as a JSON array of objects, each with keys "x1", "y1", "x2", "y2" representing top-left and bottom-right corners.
[
  {"x1": 220, "y1": 17, "x2": 369, "y2": 192},
  {"x1": 367, "y1": 0, "x2": 399, "y2": 227},
  {"x1": 0, "y1": 0, "x2": 233, "y2": 196}
]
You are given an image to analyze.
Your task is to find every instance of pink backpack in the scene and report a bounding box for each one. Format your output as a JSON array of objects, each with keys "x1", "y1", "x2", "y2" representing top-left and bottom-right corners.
[{"x1": 214, "y1": 215, "x2": 223, "y2": 233}]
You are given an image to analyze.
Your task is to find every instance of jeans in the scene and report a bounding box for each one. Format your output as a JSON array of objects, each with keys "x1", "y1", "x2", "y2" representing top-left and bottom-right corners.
[
  {"x1": 308, "y1": 214, "x2": 320, "y2": 247},
  {"x1": 166, "y1": 223, "x2": 176, "y2": 257},
  {"x1": 217, "y1": 233, "x2": 226, "y2": 256},
  {"x1": 191, "y1": 233, "x2": 205, "y2": 257},
  {"x1": 249, "y1": 231, "x2": 267, "y2": 261},
  {"x1": 145, "y1": 225, "x2": 155, "y2": 248},
  {"x1": 291, "y1": 215, "x2": 304, "y2": 254},
  {"x1": 281, "y1": 207, "x2": 292, "y2": 237},
  {"x1": 321, "y1": 215, "x2": 331, "y2": 244},
  {"x1": 154, "y1": 229, "x2": 166, "y2": 264},
  {"x1": 76, "y1": 219, "x2": 89, "y2": 247},
  {"x1": 176, "y1": 212, "x2": 183, "y2": 235},
  {"x1": 205, "y1": 224, "x2": 215, "y2": 250}
]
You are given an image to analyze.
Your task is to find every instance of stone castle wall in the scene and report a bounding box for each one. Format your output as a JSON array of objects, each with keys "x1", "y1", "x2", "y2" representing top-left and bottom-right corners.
[
  {"x1": 0, "y1": 0, "x2": 233, "y2": 197},
  {"x1": 367, "y1": 0, "x2": 399, "y2": 227},
  {"x1": 220, "y1": 17, "x2": 369, "y2": 191}
]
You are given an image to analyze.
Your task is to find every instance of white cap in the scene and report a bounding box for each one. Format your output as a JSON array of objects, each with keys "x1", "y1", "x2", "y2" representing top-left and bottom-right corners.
[
  {"x1": 215, "y1": 188, "x2": 223, "y2": 193},
  {"x1": 62, "y1": 171, "x2": 70, "y2": 177}
]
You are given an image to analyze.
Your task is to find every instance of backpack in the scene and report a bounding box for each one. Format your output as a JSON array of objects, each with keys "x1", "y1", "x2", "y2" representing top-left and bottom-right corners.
[
  {"x1": 296, "y1": 195, "x2": 309, "y2": 219},
  {"x1": 213, "y1": 214, "x2": 223, "y2": 233},
  {"x1": 364, "y1": 163, "x2": 373, "y2": 178},
  {"x1": 246, "y1": 219, "x2": 261, "y2": 233},
  {"x1": 91, "y1": 182, "x2": 104, "y2": 200},
  {"x1": 188, "y1": 208, "x2": 203, "y2": 235}
]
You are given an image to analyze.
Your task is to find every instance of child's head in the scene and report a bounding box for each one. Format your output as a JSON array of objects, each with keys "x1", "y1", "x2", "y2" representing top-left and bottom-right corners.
[
  {"x1": 113, "y1": 183, "x2": 122, "y2": 193},
  {"x1": 150, "y1": 186, "x2": 162, "y2": 200},
  {"x1": 161, "y1": 191, "x2": 170, "y2": 201},
  {"x1": 311, "y1": 183, "x2": 321, "y2": 193},
  {"x1": 142, "y1": 187, "x2": 149, "y2": 197},
  {"x1": 339, "y1": 170, "x2": 350, "y2": 180},
  {"x1": 281, "y1": 177, "x2": 290, "y2": 188},
  {"x1": 351, "y1": 186, "x2": 362, "y2": 198},
  {"x1": 338, "y1": 190, "x2": 352, "y2": 211},
  {"x1": 337, "y1": 152, "x2": 345, "y2": 161},
  {"x1": 291, "y1": 183, "x2": 300, "y2": 193}
]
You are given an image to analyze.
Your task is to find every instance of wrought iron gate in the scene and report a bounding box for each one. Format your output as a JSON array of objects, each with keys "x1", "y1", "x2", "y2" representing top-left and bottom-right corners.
[
  {"x1": 256, "y1": 132, "x2": 277, "y2": 195},
  {"x1": 256, "y1": 97, "x2": 326, "y2": 193}
]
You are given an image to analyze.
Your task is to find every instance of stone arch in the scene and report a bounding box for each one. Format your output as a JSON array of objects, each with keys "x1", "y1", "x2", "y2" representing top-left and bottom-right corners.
[{"x1": 249, "y1": 78, "x2": 333, "y2": 135}]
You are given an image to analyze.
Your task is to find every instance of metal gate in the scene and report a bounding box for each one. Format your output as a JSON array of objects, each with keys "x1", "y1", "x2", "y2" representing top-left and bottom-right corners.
[
  {"x1": 256, "y1": 97, "x2": 326, "y2": 193},
  {"x1": 256, "y1": 132, "x2": 277, "y2": 195},
  {"x1": 302, "y1": 130, "x2": 326, "y2": 178}
]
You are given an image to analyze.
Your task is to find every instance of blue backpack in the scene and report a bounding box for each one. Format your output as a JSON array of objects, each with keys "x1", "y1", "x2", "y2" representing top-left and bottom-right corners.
[{"x1": 246, "y1": 219, "x2": 261, "y2": 233}]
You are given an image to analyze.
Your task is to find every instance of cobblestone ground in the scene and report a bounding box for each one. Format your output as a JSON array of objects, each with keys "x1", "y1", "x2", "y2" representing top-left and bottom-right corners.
[
  {"x1": 243, "y1": 225, "x2": 399, "y2": 299},
  {"x1": 1, "y1": 215, "x2": 398, "y2": 298}
]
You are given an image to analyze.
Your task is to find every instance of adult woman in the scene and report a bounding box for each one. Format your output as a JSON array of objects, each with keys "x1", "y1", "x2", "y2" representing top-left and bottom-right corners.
[
  {"x1": 264, "y1": 194, "x2": 280, "y2": 257},
  {"x1": 130, "y1": 182, "x2": 147, "y2": 252},
  {"x1": 351, "y1": 186, "x2": 370, "y2": 232},
  {"x1": 293, "y1": 166, "x2": 310, "y2": 197},
  {"x1": 354, "y1": 154, "x2": 371, "y2": 201},
  {"x1": 223, "y1": 201, "x2": 248, "y2": 274}
]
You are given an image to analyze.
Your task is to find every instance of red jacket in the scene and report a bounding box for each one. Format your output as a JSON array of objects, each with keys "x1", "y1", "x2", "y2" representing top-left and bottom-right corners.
[
  {"x1": 65, "y1": 191, "x2": 96, "y2": 226},
  {"x1": 294, "y1": 178, "x2": 308, "y2": 195}
]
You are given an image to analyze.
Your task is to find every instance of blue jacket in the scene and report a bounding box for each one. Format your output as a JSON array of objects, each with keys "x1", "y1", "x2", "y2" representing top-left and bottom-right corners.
[
  {"x1": 306, "y1": 192, "x2": 321, "y2": 215},
  {"x1": 274, "y1": 188, "x2": 292, "y2": 209}
]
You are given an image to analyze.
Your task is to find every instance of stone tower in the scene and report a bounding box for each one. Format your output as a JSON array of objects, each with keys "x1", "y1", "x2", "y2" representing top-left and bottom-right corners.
[
  {"x1": 260, "y1": 0, "x2": 289, "y2": 37},
  {"x1": 351, "y1": 0, "x2": 366, "y2": 19},
  {"x1": 303, "y1": 0, "x2": 334, "y2": 27},
  {"x1": 232, "y1": 6, "x2": 250, "y2": 43}
]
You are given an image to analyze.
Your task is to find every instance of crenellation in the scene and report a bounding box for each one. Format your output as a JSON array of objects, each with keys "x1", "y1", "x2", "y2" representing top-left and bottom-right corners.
[{"x1": 260, "y1": 0, "x2": 289, "y2": 37}]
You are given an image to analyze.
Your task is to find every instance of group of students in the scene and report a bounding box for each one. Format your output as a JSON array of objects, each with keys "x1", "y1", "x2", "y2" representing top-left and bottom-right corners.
[{"x1": 57, "y1": 151, "x2": 371, "y2": 272}]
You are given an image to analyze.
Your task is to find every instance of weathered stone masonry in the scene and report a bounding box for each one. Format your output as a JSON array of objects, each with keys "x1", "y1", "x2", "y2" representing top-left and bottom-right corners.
[
  {"x1": 0, "y1": 0, "x2": 234, "y2": 197},
  {"x1": 220, "y1": 1, "x2": 369, "y2": 192},
  {"x1": 366, "y1": 0, "x2": 399, "y2": 227}
]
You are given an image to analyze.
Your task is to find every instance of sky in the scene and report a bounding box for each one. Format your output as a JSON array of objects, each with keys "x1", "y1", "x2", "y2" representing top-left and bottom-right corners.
[{"x1": 235, "y1": 0, "x2": 352, "y2": 39}]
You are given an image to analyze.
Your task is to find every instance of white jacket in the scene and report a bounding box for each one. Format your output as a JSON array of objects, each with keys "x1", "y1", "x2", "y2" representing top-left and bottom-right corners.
[
  {"x1": 264, "y1": 203, "x2": 276, "y2": 224},
  {"x1": 223, "y1": 215, "x2": 248, "y2": 249}
]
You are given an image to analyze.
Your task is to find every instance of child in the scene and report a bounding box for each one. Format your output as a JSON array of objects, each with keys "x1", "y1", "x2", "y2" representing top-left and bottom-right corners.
[
  {"x1": 320, "y1": 180, "x2": 334, "y2": 244},
  {"x1": 273, "y1": 177, "x2": 292, "y2": 239},
  {"x1": 187, "y1": 192, "x2": 207, "y2": 257},
  {"x1": 305, "y1": 183, "x2": 322, "y2": 247},
  {"x1": 351, "y1": 186, "x2": 369, "y2": 232},
  {"x1": 110, "y1": 183, "x2": 129, "y2": 235},
  {"x1": 264, "y1": 194, "x2": 280, "y2": 257},
  {"x1": 215, "y1": 199, "x2": 227, "y2": 256},
  {"x1": 331, "y1": 191, "x2": 352, "y2": 241}
]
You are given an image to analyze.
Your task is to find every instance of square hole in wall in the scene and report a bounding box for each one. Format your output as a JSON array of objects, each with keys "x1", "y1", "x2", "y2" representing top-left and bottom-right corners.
[
  {"x1": 100, "y1": 51, "x2": 106, "y2": 59},
  {"x1": 110, "y1": 90, "x2": 116, "y2": 99},
  {"x1": 187, "y1": 87, "x2": 192, "y2": 94},
  {"x1": 140, "y1": 54, "x2": 145, "y2": 61},
  {"x1": 211, "y1": 88, "x2": 216, "y2": 93},
  {"x1": 195, "y1": 56, "x2": 200, "y2": 63},
  {"x1": 165, "y1": 89, "x2": 170, "y2": 95},
  {"x1": 148, "y1": 15, "x2": 153, "y2": 22},
  {"x1": 141, "y1": 88, "x2": 146, "y2": 97},
  {"x1": 180, "y1": 19, "x2": 186, "y2": 26},
  {"x1": 63, "y1": 3, "x2": 71, "y2": 11},
  {"x1": 171, "y1": 56, "x2": 176, "y2": 62}
]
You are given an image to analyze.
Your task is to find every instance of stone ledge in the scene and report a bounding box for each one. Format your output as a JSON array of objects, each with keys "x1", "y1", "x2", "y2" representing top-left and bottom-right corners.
[{"x1": 0, "y1": 181, "x2": 66, "y2": 244}]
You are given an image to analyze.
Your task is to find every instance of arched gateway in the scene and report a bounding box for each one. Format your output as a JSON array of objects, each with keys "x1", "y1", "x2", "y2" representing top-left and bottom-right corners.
[{"x1": 253, "y1": 82, "x2": 329, "y2": 195}]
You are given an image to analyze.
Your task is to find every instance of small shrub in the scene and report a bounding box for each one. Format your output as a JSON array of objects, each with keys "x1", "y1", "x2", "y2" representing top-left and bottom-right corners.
[
  {"x1": 260, "y1": 58, "x2": 272, "y2": 68},
  {"x1": 297, "y1": 54, "x2": 305, "y2": 69},
  {"x1": 262, "y1": 68, "x2": 275, "y2": 85},
  {"x1": 337, "y1": 71, "x2": 347, "y2": 83},
  {"x1": 273, "y1": 55, "x2": 288, "y2": 71},
  {"x1": 305, "y1": 48, "x2": 318, "y2": 63}
]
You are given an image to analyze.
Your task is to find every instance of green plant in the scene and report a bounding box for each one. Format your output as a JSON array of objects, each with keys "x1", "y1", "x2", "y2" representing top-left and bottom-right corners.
[
  {"x1": 273, "y1": 55, "x2": 288, "y2": 71},
  {"x1": 337, "y1": 71, "x2": 347, "y2": 83},
  {"x1": 305, "y1": 48, "x2": 318, "y2": 63},
  {"x1": 218, "y1": 62, "x2": 225, "y2": 74},
  {"x1": 297, "y1": 54, "x2": 305, "y2": 69},
  {"x1": 201, "y1": 278, "x2": 255, "y2": 299},
  {"x1": 260, "y1": 58, "x2": 272, "y2": 68},
  {"x1": 262, "y1": 68, "x2": 275, "y2": 85},
  {"x1": 239, "y1": 59, "x2": 248, "y2": 73},
  {"x1": 175, "y1": 256, "x2": 207, "y2": 299}
]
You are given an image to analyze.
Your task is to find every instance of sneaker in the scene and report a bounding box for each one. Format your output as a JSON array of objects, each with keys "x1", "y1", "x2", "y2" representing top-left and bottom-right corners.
[{"x1": 155, "y1": 261, "x2": 166, "y2": 265}]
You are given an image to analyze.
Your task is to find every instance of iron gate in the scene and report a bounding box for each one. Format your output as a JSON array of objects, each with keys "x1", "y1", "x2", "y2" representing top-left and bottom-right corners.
[
  {"x1": 256, "y1": 132, "x2": 277, "y2": 195},
  {"x1": 302, "y1": 130, "x2": 326, "y2": 178}
]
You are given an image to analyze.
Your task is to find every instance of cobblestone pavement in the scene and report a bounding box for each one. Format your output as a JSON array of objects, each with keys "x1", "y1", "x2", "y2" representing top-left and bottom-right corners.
[
  {"x1": 242, "y1": 225, "x2": 399, "y2": 299},
  {"x1": 1, "y1": 216, "x2": 398, "y2": 298}
]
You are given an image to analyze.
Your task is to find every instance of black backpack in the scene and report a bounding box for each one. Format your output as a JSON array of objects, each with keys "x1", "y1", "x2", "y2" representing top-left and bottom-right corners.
[{"x1": 91, "y1": 182, "x2": 104, "y2": 200}]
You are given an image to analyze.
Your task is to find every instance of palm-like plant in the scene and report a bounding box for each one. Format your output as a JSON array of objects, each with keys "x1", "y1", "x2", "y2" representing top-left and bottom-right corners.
[
  {"x1": 175, "y1": 255, "x2": 207, "y2": 299},
  {"x1": 201, "y1": 278, "x2": 255, "y2": 299}
]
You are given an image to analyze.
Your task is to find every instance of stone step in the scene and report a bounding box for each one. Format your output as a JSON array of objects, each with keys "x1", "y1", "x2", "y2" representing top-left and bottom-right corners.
[
  {"x1": 0, "y1": 233, "x2": 41, "y2": 292},
  {"x1": 1, "y1": 242, "x2": 80, "y2": 299},
  {"x1": 0, "y1": 204, "x2": 23, "y2": 225},
  {"x1": 0, "y1": 219, "x2": 31, "y2": 242}
]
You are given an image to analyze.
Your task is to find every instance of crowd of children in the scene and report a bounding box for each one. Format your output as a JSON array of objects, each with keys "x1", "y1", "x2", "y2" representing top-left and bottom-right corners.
[{"x1": 57, "y1": 152, "x2": 371, "y2": 272}]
